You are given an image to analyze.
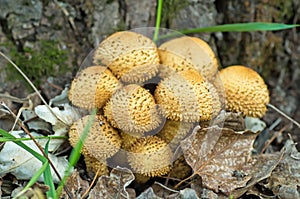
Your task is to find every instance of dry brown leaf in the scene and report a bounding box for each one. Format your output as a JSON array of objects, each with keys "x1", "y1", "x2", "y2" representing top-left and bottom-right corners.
[
  {"x1": 264, "y1": 139, "x2": 300, "y2": 198},
  {"x1": 88, "y1": 166, "x2": 134, "y2": 199},
  {"x1": 180, "y1": 125, "x2": 258, "y2": 195},
  {"x1": 136, "y1": 187, "x2": 162, "y2": 199},
  {"x1": 208, "y1": 111, "x2": 245, "y2": 131},
  {"x1": 232, "y1": 152, "x2": 284, "y2": 198},
  {"x1": 60, "y1": 169, "x2": 89, "y2": 199}
]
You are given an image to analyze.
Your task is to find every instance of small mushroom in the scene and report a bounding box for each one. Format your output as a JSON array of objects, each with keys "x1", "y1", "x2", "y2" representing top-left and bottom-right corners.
[
  {"x1": 68, "y1": 114, "x2": 122, "y2": 161},
  {"x1": 157, "y1": 120, "x2": 195, "y2": 152},
  {"x1": 155, "y1": 69, "x2": 221, "y2": 122},
  {"x1": 68, "y1": 66, "x2": 120, "y2": 110},
  {"x1": 158, "y1": 36, "x2": 218, "y2": 80},
  {"x1": 104, "y1": 84, "x2": 162, "y2": 136},
  {"x1": 127, "y1": 136, "x2": 173, "y2": 177},
  {"x1": 120, "y1": 131, "x2": 140, "y2": 151},
  {"x1": 93, "y1": 31, "x2": 160, "y2": 83},
  {"x1": 84, "y1": 154, "x2": 109, "y2": 177},
  {"x1": 219, "y1": 65, "x2": 270, "y2": 117}
]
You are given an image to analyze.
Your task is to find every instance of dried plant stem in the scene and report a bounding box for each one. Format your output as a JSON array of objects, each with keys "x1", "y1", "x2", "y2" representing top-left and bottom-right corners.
[
  {"x1": 154, "y1": 181, "x2": 179, "y2": 193},
  {"x1": 174, "y1": 173, "x2": 196, "y2": 189},
  {"x1": 81, "y1": 167, "x2": 100, "y2": 199},
  {"x1": 267, "y1": 103, "x2": 300, "y2": 128},
  {"x1": 260, "y1": 124, "x2": 291, "y2": 154}
]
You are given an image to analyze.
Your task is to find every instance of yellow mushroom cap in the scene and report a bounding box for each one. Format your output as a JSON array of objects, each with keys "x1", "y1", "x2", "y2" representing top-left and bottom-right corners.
[
  {"x1": 127, "y1": 136, "x2": 172, "y2": 177},
  {"x1": 93, "y1": 31, "x2": 160, "y2": 83},
  {"x1": 120, "y1": 131, "x2": 140, "y2": 151},
  {"x1": 68, "y1": 66, "x2": 120, "y2": 110},
  {"x1": 104, "y1": 84, "x2": 162, "y2": 136},
  {"x1": 219, "y1": 65, "x2": 270, "y2": 117},
  {"x1": 158, "y1": 36, "x2": 218, "y2": 80},
  {"x1": 84, "y1": 154, "x2": 109, "y2": 177},
  {"x1": 155, "y1": 69, "x2": 220, "y2": 122},
  {"x1": 157, "y1": 120, "x2": 195, "y2": 152},
  {"x1": 68, "y1": 114, "x2": 122, "y2": 160}
]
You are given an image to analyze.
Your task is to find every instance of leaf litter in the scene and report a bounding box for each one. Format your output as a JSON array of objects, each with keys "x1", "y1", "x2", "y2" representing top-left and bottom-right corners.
[
  {"x1": 0, "y1": 88, "x2": 299, "y2": 197},
  {"x1": 180, "y1": 125, "x2": 258, "y2": 195}
]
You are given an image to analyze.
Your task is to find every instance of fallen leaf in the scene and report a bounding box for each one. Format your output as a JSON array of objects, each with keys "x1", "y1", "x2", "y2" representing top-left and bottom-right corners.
[
  {"x1": 264, "y1": 139, "x2": 300, "y2": 199},
  {"x1": 180, "y1": 125, "x2": 258, "y2": 195},
  {"x1": 0, "y1": 131, "x2": 69, "y2": 183},
  {"x1": 245, "y1": 116, "x2": 266, "y2": 132},
  {"x1": 34, "y1": 104, "x2": 82, "y2": 152},
  {"x1": 88, "y1": 166, "x2": 134, "y2": 199},
  {"x1": 136, "y1": 187, "x2": 162, "y2": 199},
  {"x1": 202, "y1": 111, "x2": 245, "y2": 131},
  {"x1": 232, "y1": 152, "x2": 284, "y2": 198},
  {"x1": 60, "y1": 169, "x2": 89, "y2": 199},
  {"x1": 22, "y1": 109, "x2": 52, "y2": 134}
]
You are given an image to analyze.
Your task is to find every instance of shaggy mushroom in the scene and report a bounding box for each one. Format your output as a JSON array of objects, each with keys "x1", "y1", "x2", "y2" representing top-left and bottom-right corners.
[
  {"x1": 155, "y1": 69, "x2": 221, "y2": 122},
  {"x1": 68, "y1": 66, "x2": 120, "y2": 110},
  {"x1": 127, "y1": 136, "x2": 173, "y2": 177},
  {"x1": 93, "y1": 31, "x2": 160, "y2": 83},
  {"x1": 104, "y1": 84, "x2": 162, "y2": 137},
  {"x1": 158, "y1": 36, "x2": 218, "y2": 80},
  {"x1": 68, "y1": 114, "x2": 122, "y2": 161},
  {"x1": 219, "y1": 65, "x2": 270, "y2": 118}
]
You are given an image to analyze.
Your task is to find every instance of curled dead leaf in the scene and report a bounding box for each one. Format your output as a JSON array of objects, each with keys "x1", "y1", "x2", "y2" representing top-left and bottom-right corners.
[
  {"x1": 88, "y1": 166, "x2": 134, "y2": 199},
  {"x1": 180, "y1": 125, "x2": 258, "y2": 195}
]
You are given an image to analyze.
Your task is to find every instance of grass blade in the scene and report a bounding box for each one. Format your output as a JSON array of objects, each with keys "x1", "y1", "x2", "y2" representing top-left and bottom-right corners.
[
  {"x1": 153, "y1": 0, "x2": 163, "y2": 42},
  {"x1": 0, "y1": 129, "x2": 46, "y2": 162},
  {"x1": 180, "y1": 22, "x2": 299, "y2": 34},
  {"x1": 0, "y1": 135, "x2": 67, "y2": 142},
  {"x1": 158, "y1": 22, "x2": 299, "y2": 40},
  {"x1": 13, "y1": 161, "x2": 49, "y2": 198},
  {"x1": 43, "y1": 139, "x2": 57, "y2": 199}
]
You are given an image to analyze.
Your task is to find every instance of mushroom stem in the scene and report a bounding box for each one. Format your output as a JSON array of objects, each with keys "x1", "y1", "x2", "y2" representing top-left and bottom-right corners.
[{"x1": 267, "y1": 103, "x2": 300, "y2": 128}]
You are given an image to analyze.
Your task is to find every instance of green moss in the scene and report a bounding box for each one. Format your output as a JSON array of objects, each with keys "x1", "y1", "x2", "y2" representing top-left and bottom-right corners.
[{"x1": 3, "y1": 40, "x2": 68, "y2": 89}]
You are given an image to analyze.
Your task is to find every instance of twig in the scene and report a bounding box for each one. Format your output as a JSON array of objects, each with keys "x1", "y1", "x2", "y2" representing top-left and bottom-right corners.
[
  {"x1": 267, "y1": 103, "x2": 300, "y2": 128},
  {"x1": 260, "y1": 124, "x2": 291, "y2": 154},
  {"x1": 81, "y1": 167, "x2": 101, "y2": 199},
  {"x1": 154, "y1": 181, "x2": 179, "y2": 193},
  {"x1": 174, "y1": 173, "x2": 196, "y2": 189}
]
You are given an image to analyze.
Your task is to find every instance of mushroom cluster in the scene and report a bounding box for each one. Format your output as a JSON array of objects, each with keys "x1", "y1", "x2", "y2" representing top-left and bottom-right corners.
[{"x1": 67, "y1": 30, "x2": 269, "y2": 180}]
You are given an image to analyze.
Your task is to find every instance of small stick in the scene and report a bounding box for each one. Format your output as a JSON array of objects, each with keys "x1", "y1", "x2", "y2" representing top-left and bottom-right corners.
[
  {"x1": 260, "y1": 124, "x2": 291, "y2": 154},
  {"x1": 81, "y1": 169, "x2": 100, "y2": 199},
  {"x1": 154, "y1": 181, "x2": 179, "y2": 193},
  {"x1": 267, "y1": 103, "x2": 300, "y2": 128}
]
